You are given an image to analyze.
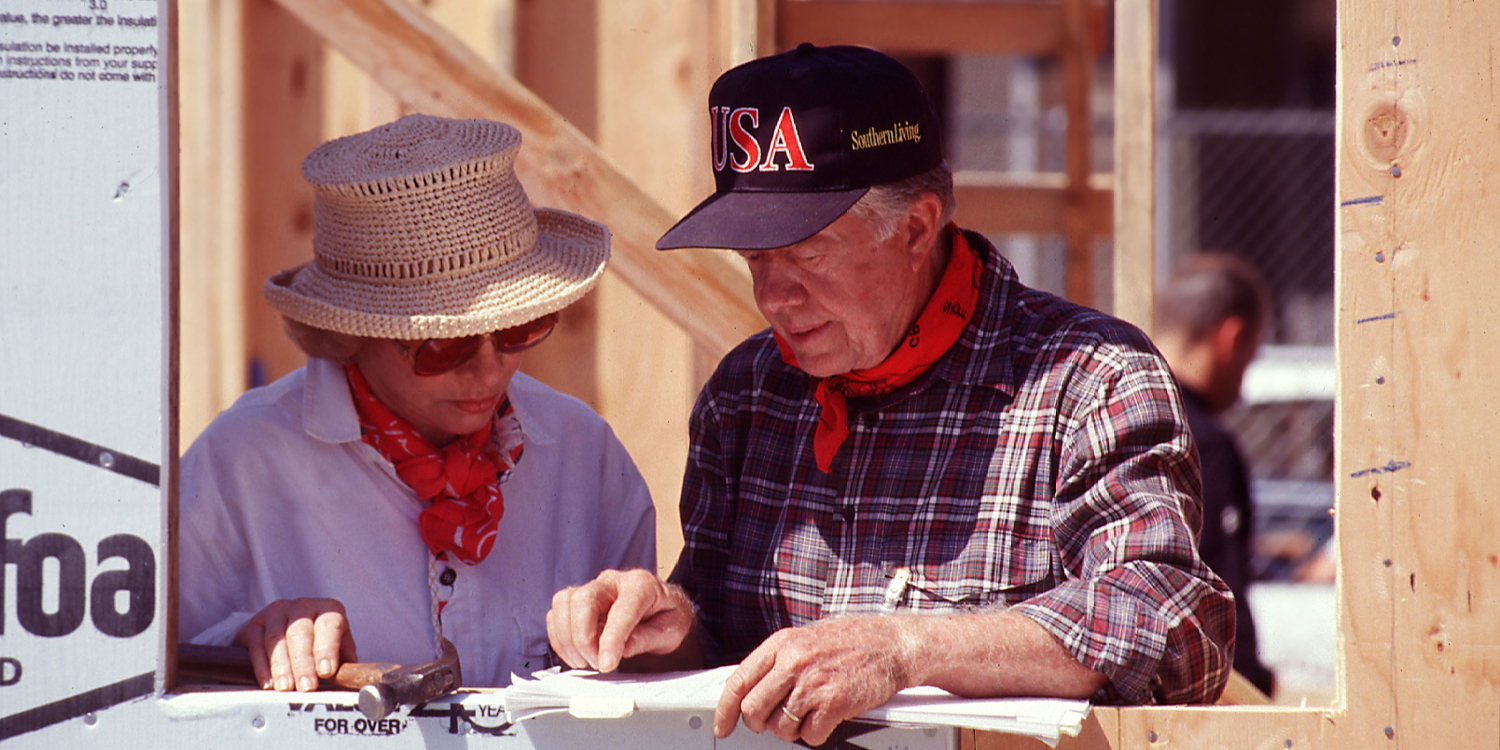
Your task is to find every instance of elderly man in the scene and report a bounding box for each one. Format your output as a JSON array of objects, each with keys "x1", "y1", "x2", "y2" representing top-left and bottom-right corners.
[{"x1": 548, "y1": 44, "x2": 1233, "y2": 745}]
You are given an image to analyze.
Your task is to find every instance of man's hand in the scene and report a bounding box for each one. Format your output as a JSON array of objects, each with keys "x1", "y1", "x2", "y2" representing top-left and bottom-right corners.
[
  {"x1": 715, "y1": 616, "x2": 915, "y2": 747},
  {"x1": 714, "y1": 610, "x2": 1107, "y2": 746},
  {"x1": 235, "y1": 598, "x2": 357, "y2": 692},
  {"x1": 547, "y1": 569, "x2": 701, "y2": 673}
]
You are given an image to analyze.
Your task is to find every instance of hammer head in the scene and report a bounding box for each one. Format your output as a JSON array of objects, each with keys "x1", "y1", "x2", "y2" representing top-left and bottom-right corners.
[{"x1": 357, "y1": 638, "x2": 462, "y2": 721}]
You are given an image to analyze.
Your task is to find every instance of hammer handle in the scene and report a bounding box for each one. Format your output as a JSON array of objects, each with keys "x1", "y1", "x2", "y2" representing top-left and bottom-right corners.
[
  {"x1": 328, "y1": 660, "x2": 402, "y2": 690},
  {"x1": 177, "y1": 643, "x2": 399, "y2": 690}
]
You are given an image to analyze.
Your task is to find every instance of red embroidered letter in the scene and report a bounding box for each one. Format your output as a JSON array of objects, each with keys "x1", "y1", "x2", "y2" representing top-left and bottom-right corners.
[
  {"x1": 758, "y1": 107, "x2": 814, "y2": 172},
  {"x1": 729, "y1": 108, "x2": 761, "y2": 173}
]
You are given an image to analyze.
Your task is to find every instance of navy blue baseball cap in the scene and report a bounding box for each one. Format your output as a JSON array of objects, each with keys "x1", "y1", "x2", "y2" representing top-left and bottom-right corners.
[{"x1": 656, "y1": 43, "x2": 945, "y2": 251}]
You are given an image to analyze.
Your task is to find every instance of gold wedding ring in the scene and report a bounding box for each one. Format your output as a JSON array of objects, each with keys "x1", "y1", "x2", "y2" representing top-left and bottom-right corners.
[{"x1": 781, "y1": 704, "x2": 804, "y2": 723}]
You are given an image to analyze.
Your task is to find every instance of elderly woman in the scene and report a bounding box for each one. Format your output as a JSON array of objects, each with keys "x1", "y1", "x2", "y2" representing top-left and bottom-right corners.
[{"x1": 179, "y1": 114, "x2": 655, "y2": 692}]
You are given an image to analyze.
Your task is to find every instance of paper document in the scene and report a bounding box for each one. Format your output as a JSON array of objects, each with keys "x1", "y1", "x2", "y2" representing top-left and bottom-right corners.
[
  {"x1": 504, "y1": 666, "x2": 1089, "y2": 747},
  {"x1": 505, "y1": 665, "x2": 738, "y2": 721}
]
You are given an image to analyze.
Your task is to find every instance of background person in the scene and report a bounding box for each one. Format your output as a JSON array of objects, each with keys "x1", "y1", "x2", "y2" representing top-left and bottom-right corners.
[
  {"x1": 179, "y1": 114, "x2": 655, "y2": 692},
  {"x1": 1154, "y1": 252, "x2": 1277, "y2": 697},
  {"x1": 549, "y1": 44, "x2": 1233, "y2": 746}
]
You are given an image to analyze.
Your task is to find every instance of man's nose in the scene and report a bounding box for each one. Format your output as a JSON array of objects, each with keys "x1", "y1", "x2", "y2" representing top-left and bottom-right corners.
[{"x1": 752, "y1": 255, "x2": 807, "y2": 315}]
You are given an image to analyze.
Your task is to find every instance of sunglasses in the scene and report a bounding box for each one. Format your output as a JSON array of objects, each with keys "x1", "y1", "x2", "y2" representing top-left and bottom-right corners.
[{"x1": 391, "y1": 313, "x2": 559, "y2": 376}]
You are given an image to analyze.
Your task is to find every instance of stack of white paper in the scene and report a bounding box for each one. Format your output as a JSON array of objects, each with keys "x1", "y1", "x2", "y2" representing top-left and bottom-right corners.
[
  {"x1": 505, "y1": 665, "x2": 738, "y2": 722},
  {"x1": 859, "y1": 687, "x2": 1091, "y2": 745},
  {"x1": 504, "y1": 666, "x2": 1090, "y2": 747}
]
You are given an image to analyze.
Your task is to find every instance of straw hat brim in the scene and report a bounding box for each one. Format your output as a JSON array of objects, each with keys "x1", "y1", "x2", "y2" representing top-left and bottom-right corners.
[{"x1": 264, "y1": 207, "x2": 609, "y2": 340}]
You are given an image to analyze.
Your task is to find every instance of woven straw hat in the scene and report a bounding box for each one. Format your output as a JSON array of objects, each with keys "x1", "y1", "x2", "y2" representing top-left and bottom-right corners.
[{"x1": 264, "y1": 114, "x2": 609, "y2": 339}]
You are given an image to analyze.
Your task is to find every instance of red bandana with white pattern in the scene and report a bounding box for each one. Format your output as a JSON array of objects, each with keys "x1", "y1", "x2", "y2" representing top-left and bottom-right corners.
[{"x1": 345, "y1": 364, "x2": 525, "y2": 565}]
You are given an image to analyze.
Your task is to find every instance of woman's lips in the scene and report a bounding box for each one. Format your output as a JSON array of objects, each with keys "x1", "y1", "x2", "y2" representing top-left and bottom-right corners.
[{"x1": 451, "y1": 396, "x2": 499, "y2": 414}]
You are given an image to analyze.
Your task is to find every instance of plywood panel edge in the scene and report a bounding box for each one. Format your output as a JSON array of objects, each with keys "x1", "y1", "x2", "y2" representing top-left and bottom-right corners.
[{"x1": 1118, "y1": 706, "x2": 1339, "y2": 748}]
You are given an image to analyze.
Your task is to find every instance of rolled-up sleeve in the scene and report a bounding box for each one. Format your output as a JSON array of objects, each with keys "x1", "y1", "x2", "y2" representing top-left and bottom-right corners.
[{"x1": 1011, "y1": 347, "x2": 1235, "y2": 704}]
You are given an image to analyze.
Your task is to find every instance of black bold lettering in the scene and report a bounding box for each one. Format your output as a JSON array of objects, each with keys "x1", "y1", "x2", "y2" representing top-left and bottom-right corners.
[
  {"x1": 0, "y1": 657, "x2": 20, "y2": 686},
  {"x1": 15, "y1": 533, "x2": 87, "y2": 637},
  {"x1": 90, "y1": 534, "x2": 155, "y2": 637},
  {"x1": 0, "y1": 490, "x2": 34, "y2": 636}
]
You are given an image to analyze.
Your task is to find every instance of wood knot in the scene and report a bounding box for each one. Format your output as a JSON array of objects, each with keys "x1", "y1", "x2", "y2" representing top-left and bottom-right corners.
[{"x1": 1363, "y1": 101, "x2": 1410, "y2": 163}]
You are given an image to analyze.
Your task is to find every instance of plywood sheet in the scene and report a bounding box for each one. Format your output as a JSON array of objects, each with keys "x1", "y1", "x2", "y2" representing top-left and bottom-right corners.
[{"x1": 1335, "y1": 0, "x2": 1500, "y2": 745}]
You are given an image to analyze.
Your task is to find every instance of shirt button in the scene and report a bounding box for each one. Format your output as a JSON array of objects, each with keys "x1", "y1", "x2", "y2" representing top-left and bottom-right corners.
[{"x1": 439, "y1": 568, "x2": 457, "y2": 586}]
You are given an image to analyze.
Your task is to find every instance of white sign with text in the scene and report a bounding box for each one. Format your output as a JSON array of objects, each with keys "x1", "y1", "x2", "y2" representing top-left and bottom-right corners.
[{"x1": 0, "y1": 0, "x2": 167, "y2": 741}]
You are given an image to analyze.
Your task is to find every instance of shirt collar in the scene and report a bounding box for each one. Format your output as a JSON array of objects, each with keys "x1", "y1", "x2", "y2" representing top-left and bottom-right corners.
[
  {"x1": 928, "y1": 228, "x2": 1021, "y2": 397},
  {"x1": 303, "y1": 357, "x2": 363, "y2": 445},
  {"x1": 502, "y1": 373, "x2": 556, "y2": 446}
]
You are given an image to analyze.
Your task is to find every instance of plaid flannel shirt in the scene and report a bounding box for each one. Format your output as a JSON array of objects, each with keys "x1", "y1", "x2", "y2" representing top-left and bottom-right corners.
[{"x1": 669, "y1": 230, "x2": 1234, "y2": 705}]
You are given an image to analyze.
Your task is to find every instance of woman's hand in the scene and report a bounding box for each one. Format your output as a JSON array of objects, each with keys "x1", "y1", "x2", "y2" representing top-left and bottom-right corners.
[
  {"x1": 547, "y1": 569, "x2": 701, "y2": 673},
  {"x1": 235, "y1": 598, "x2": 358, "y2": 692}
]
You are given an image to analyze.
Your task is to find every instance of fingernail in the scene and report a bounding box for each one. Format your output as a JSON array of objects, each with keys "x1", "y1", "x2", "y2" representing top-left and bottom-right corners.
[
  {"x1": 298, "y1": 676, "x2": 316, "y2": 692},
  {"x1": 319, "y1": 659, "x2": 333, "y2": 676},
  {"x1": 274, "y1": 676, "x2": 292, "y2": 691}
]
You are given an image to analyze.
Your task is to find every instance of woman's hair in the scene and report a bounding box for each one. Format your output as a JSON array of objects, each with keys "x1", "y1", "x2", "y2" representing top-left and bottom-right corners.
[
  {"x1": 846, "y1": 163, "x2": 957, "y2": 242},
  {"x1": 281, "y1": 316, "x2": 368, "y2": 364}
]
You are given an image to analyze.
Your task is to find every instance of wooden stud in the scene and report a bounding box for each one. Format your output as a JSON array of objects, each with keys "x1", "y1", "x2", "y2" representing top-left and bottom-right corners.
[
  {"x1": 594, "y1": 0, "x2": 712, "y2": 576},
  {"x1": 1110, "y1": 0, "x2": 1156, "y2": 332},
  {"x1": 241, "y1": 0, "x2": 325, "y2": 387},
  {"x1": 178, "y1": 0, "x2": 251, "y2": 444},
  {"x1": 163, "y1": 0, "x2": 184, "y2": 688},
  {"x1": 1337, "y1": 0, "x2": 1500, "y2": 746},
  {"x1": 511, "y1": 0, "x2": 603, "y2": 409},
  {"x1": 1060, "y1": 0, "x2": 1095, "y2": 307},
  {"x1": 775, "y1": 0, "x2": 1107, "y2": 57}
]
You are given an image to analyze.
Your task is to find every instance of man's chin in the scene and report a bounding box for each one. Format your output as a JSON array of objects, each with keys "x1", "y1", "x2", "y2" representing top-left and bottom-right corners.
[{"x1": 789, "y1": 351, "x2": 851, "y2": 379}]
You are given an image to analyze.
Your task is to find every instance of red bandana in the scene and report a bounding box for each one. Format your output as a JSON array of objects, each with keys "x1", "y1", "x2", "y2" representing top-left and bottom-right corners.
[
  {"x1": 344, "y1": 364, "x2": 524, "y2": 565},
  {"x1": 774, "y1": 225, "x2": 981, "y2": 472}
]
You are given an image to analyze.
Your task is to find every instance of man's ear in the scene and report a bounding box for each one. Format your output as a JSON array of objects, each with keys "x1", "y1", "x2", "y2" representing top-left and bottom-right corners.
[
  {"x1": 903, "y1": 192, "x2": 946, "y2": 271},
  {"x1": 1212, "y1": 316, "x2": 1239, "y2": 357},
  {"x1": 1212, "y1": 315, "x2": 1251, "y2": 364}
]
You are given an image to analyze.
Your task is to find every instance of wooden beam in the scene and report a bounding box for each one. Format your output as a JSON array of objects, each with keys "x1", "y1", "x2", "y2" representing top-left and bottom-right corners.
[
  {"x1": 1060, "y1": 0, "x2": 1094, "y2": 307},
  {"x1": 1110, "y1": 0, "x2": 1156, "y2": 331},
  {"x1": 177, "y1": 0, "x2": 249, "y2": 438},
  {"x1": 1116, "y1": 706, "x2": 1336, "y2": 748},
  {"x1": 775, "y1": 0, "x2": 1107, "y2": 57},
  {"x1": 951, "y1": 172, "x2": 1111, "y2": 237},
  {"x1": 1337, "y1": 0, "x2": 1500, "y2": 746},
  {"x1": 242, "y1": 0, "x2": 326, "y2": 387},
  {"x1": 163, "y1": 0, "x2": 183, "y2": 687},
  {"x1": 511, "y1": 0, "x2": 603, "y2": 409},
  {"x1": 271, "y1": 0, "x2": 763, "y2": 360},
  {"x1": 594, "y1": 0, "x2": 711, "y2": 578}
]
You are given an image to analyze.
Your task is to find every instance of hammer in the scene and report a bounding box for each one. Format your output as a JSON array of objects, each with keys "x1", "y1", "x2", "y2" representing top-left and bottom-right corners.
[{"x1": 178, "y1": 638, "x2": 463, "y2": 721}]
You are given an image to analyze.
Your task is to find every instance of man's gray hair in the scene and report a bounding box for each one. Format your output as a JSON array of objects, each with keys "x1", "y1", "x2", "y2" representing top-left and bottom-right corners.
[{"x1": 846, "y1": 163, "x2": 958, "y2": 242}]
